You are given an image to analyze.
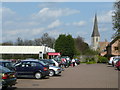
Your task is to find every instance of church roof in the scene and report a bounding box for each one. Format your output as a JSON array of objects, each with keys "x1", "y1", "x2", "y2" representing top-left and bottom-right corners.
[{"x1": 91, "y1": 14, "x2": 100, "y2": 37}]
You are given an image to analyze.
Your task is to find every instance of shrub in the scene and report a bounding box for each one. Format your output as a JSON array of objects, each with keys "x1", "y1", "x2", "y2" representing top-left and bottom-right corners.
[{"x1": 97, "y1": 56, "x2": 108, "y2": 63}]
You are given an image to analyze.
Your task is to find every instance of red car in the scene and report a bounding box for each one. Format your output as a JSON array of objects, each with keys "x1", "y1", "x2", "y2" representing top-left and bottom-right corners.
[{"x1": 115, "y1": 59, "x2": 120, "y2": 71}]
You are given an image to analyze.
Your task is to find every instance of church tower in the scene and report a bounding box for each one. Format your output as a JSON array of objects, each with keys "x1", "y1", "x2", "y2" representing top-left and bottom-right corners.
[{"x1": 91, "y1": 14, "x2": 100, "y2": 50}]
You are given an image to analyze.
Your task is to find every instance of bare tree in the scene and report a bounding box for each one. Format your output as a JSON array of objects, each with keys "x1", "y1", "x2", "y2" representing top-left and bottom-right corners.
[{"x1": 41, "y1": 33, "x2": 55, "y2": 48}]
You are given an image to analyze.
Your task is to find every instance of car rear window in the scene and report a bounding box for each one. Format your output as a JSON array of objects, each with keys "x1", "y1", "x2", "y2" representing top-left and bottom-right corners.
[
  {"x1": 0, "y1": 65, "x2": 11, "y2": 73},
  {"x1": 38, "y1": 61, "x2": 48, "y2": 66}
]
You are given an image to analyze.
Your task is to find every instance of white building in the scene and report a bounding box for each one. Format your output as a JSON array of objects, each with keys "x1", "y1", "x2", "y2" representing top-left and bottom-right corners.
[{"x1": 0, "y1": 46, "x2": 55, "y2": 59}]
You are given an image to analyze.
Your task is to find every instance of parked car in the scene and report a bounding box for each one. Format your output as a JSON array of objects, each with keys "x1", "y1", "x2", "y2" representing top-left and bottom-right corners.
[
  {"x1": 42, "y1": 59, "x2": 56, "y2": 66},
  {"x1": 0, "y1": 60, "x2": 16, "y2": 71},
  {"x1": 54, "y1": 57, "x2": 68, "y2": 68},
  {"x1": 108, "y1": 56, "x2": 120, "y2": 65},
  {"x1": 115, "y1": 59, "x2": 120, "y2": 70},
  {"x1": 14, "y1": 59, "x2": 49, "y2": 79},
  {"x1": 39, "y1": 60, "x2": 63, "y2": 76},
  {"x1": 112, "y1": 57, "x2": 120, "y2": 67},
  {"x1": 0, "y1": 65, "x2": 17, "y2": 89},
  {"x1": 75, "y1": 59, "x2": 80, "y2": 65},
  {"x1": 50, "y1": 59, "x2": 59, "y2": 67}
]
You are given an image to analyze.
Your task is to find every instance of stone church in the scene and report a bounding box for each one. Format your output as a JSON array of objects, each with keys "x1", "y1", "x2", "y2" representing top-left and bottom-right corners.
[
  {"x1": 91, "y1": 14, "x2": 120, "y2": 58},
  {"x1": 91, "y1": 14, "x2": 100, "y2": 51}
]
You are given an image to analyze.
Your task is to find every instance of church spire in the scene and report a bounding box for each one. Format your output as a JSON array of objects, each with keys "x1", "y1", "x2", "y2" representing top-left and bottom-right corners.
[{"x1": 91, "y1": 14, "x2": 100, "y2": 37}]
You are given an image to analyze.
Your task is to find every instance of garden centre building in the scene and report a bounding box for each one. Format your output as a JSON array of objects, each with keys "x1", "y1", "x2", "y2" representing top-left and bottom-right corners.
[{"x1": 0, "y1": 46, "x2": 56, "y2": 59}]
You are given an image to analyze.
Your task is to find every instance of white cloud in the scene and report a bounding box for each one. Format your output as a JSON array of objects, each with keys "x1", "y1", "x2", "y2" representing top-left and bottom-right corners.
[
  {"x1": 48, "y1": 20, "x2": 61, "y2": 29},
  {"x1": 47, "y1": 29, "x2": 61, "y2": 38},
  {"x1": 32, "y1": 8, "x2": 80, "y2": 20},
  {"x1": 38, "y1": 3, "x2": 57, "y2": 8},
  {"x1": 3, "y1": 27, "x2": 46, "y2": 41},
  {"x1": 99, "y1": 27, "x2": 109, "y2": 32},
  {"x1": 0, "y1": 7, "x2": 16, "y2": 20},
  {"x1": 97, "y1": 10, "x2": 114, "y2": 23},
  {"x1": 66, "y1": 21, "x2": 86, "y2": 27},
  {"x1": 73, "y1": 21, "x2": 86, "y2": 26}
]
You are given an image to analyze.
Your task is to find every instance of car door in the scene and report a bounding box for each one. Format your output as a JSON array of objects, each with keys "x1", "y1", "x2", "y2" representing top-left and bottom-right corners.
[
  {"x1": 21, "y1": 61, "x2": 38, "y2": 77},
  {"x1": 15, "y1": 62, "x2": 25, "y2": 76}
]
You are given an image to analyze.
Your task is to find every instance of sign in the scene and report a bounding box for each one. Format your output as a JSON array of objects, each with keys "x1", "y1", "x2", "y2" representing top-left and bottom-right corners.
[{"x1": 48, "y1": 52, "x2": 60, "y2": 56}]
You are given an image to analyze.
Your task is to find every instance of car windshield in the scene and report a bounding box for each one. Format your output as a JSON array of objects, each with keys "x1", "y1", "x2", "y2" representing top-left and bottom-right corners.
[
  {"x1": 46, "y1": 59, "x2": 54, "y2": 63},
  {"x1": 40, "y1": 60, "x2": 49, "y2": 65},
  {"x1": 0, "y1": 62, "x2": 14, "y2": 68}
]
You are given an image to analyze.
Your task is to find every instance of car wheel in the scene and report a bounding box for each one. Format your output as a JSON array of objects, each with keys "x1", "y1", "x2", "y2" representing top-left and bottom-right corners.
[
  {"x1": 49, "y1": 70, "x2": 55, "y2": 76},
  {"x1": 35, "y1": 72, "x2": 42, "y2": 79},
  {"x1": 112, "y1": 62, "x2": 114, "y2": 67},
  {"x1": 118, "y1": 66, "x2": 120, "y2": 71}
]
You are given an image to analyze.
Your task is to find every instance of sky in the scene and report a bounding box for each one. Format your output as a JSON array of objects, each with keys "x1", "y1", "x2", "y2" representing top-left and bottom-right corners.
[{"x1": 1, "y1": 1, "x2": 116, "y2": 45}]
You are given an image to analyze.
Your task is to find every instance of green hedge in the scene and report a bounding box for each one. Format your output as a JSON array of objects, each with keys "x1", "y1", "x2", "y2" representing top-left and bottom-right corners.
[{"x1": 97, "y1": 56, "x2": 108, "y2": 63}]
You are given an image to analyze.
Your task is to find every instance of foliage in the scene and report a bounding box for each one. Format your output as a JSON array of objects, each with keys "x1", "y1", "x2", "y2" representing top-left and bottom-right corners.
[
  {"x1": 112, "y1": 1, "x2": 120, "y2": 38},
  {"x1": 82, "y1": 49, "x2": 99, "y2": 55},
  {"x1": 2, "y1": 41, "x2": 13, "y2": 45},
  {"x1": 86, "y1": 61, "x2": 96, "y2": 64},
  {"x1": 40, "y1": 33, "x2": 55, "y2": 48},
  {"x1": 55, "y1": 34, "x2": 76, "y2": 59},
  {"x1": 97, "y1": 56, "x2": 108, "y2": 63},
  {"x1": 74, "y1": 36, "x2": 89, "y2": 55},
  {"x1": 2, "y1": 33, "x2": 55, "y2": 48},
  {"x1": 85, "y1": 57, "x2": 95, "y2": 62}
]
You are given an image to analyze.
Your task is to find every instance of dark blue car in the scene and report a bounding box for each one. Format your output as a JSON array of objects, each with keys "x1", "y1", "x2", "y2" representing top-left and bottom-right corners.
[
  {"x1": 0, "y1": 65, "x2": 17, "y2": 89},
  {"x1": 14, "y1": 59, "x2": 49, "y2": 79},
  {"x1": 0, "y1": 60, "x2": 16, "y2": 71}
]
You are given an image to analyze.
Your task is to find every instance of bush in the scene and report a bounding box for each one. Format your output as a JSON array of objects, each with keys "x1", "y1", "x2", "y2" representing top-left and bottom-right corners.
[
  {"x1": 85, "y1": 57, "x2": 96, "y2": 64},
  {"x1": 86, "y1": 61, "x2": 96, "y2": 64},
  {"x1": 85, "y1": 57, "x2": 95, "y2": 62},
  {"x1": 97, "y1": 56, "x2": 108, "y2": 63}
]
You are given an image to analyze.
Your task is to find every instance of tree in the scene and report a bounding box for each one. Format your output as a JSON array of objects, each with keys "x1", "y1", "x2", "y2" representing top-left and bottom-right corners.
[
  {"x1": 2, "y1": 41, "x2": 13, "y2": 46},
  {"x1": 41, "y1": 33, "x2": 55, "y2": 48},
  {"x1": 55, "y1": 34, "x2": 76, "y2": 58},
  {"x1": 113, "y1": 1, "x2": 120, "y2": 38},
  {"x1": 34, "y1": 38, "x2": 42, "y2": 46},
  {"x1": 23, "y1": 40, "x2": 34, "y2": 46},
  {"x1": 15, "y1": 37, "x2": 24, "y2": 45},
  {"x1": 74, "y1": 36, "x2": 89, "y2": 55}
]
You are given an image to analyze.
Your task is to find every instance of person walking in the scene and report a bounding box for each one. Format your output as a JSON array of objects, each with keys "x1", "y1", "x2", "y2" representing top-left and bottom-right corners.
[{"x1": 72, "y1": 58, "x2": 75, "y2": 67}]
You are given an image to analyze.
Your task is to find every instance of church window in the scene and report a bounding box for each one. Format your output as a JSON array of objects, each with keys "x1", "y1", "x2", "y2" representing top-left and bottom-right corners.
[{"x1": 96, "y1": 38, "x2": 98, "y2": 42}]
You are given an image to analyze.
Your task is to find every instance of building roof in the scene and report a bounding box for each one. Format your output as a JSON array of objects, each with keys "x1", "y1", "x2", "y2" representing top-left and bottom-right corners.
[
  {"x1": 91, "y1": 14, "x2": 100, "y2": 37},
  {"x1": 0, "y1": 46, "x2": 55, "y2": 54}
]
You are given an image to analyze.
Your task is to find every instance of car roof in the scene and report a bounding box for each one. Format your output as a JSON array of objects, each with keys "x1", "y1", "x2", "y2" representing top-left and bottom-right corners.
[
  {"x1": 0, "y1": 65, "x2": 11, "y2": 73},
  {"x1": 0, "y1": 60, "x2": 11, "y2": 62},
  {"x1": 21, "y1": 59, "x2": 39, "y2": 62}
]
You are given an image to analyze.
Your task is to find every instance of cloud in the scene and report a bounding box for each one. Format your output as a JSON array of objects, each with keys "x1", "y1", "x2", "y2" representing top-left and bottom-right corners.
[
  {"x1": 48, "y1": 20, "x2": 62, "y2": 29},
  {"x1": 97, "y1": 10, "x2": 114, "y2": 23},
  {"x1": 32, "y1": 7, "x2": 80, "y2": 20},
  {"x1": 1, "y1": 7, "x2": 16, "y2": 21},
  {"x1": 3, "y1": 27, "x2": 46, "y2": 41},
  {"x1": 72, "y1": 21, "x2": 86, "y2": 26},
  {"x1": 99, "y1": 27, "x2": 108, "y2": 31},
  {"x1": 47, "y1": 30, "x2": 61, "y2": 38},
  {"x1": 38, "y1": 3, "x2": 57, "y2": 8},
  {"x1": 66, "y1": 21, "x2": 86, "y2": 27}
]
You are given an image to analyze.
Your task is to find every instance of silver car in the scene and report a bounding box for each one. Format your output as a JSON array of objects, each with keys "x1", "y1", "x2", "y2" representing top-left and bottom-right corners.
[
  {"x1": 39, "y1": 60, "x2": 63, "y2": 76},
  {"x1": 49, "y1": 65, "x2": 62, "y2": 76}
]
